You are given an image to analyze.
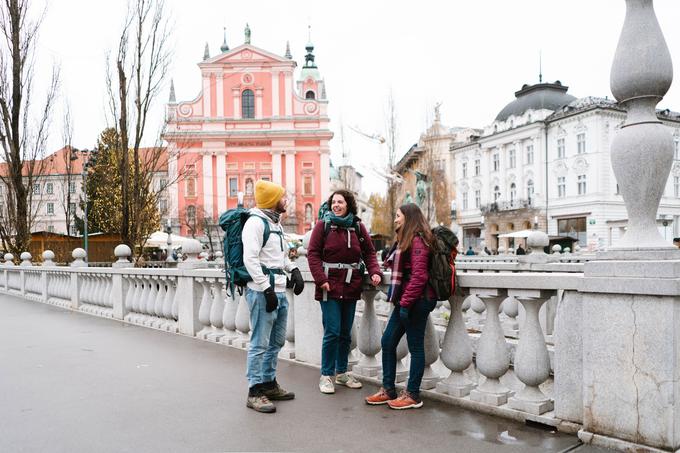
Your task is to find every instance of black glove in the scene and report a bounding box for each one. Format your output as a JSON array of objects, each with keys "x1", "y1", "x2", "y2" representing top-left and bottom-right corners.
[
  {"x1": 291, "y1": 268, "x2": 304, "y2": 295},
  {"x1": 399, "y1": 306, "x2": 410, "y2": 325},
  {"x1": 264, "y1": 286, "x2": 278, "y2": 313}
]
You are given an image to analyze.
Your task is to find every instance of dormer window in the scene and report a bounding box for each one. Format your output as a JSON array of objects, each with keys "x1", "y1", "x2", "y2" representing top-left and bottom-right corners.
[
  {"x1": 305, "y1": 91, "x2": 315, "y2": 100},
  {"x1": 242, "y1": 89, "x2": 254, "y2": 119}
]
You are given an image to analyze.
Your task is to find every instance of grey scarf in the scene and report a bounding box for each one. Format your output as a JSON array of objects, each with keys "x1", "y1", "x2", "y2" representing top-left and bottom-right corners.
[{"x1": 261, "y1": 208, "x2": 281, "y2": 224}]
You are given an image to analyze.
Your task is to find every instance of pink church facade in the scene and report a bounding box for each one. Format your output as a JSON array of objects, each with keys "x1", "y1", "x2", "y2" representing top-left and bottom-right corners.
[{"x1": 163, "y1": 30, "x2": 332, "y2": 236}]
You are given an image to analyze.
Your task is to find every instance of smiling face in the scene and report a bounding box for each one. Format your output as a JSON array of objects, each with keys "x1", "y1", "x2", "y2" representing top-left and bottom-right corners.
[
  {"x1": 331, "y1": 193, "x2": 348, "y2": 217},
  {"x1": 394, "y1": 209, "x2": 405, "y2": 232}
]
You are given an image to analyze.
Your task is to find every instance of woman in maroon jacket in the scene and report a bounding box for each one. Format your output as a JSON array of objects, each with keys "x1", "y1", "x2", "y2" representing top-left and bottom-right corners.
[
  {"x1": 307, "y1": 190, "x2": 382, "y2": 395},
  {"x1": 365, "y1": 203, "x2": 436, "y2": 410}
]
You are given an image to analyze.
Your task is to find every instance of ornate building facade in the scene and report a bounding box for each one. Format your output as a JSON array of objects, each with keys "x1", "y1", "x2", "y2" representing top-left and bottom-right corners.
[
  {"x1": 163, "y1": 27, "x2": 332, "y2": 237},
  {"x1": 453, "y1": 81, "x2": 680, "y2": 251}
]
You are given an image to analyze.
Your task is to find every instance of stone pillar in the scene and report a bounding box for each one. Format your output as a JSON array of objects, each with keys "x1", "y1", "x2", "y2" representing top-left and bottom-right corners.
[
  {"x1": 112, "y1": 245, "x2": 133, "y2": 320},
  {"x1": 202, "y1": 153, "x2": 214, "y2": 219},
  {"x1": 202, "y1": 74, "x2": 211, "y2": 116},
  {"x1": 216, "y1": 153, "x2": 227, "y2": 214},
  {"x1": 285, "y1": 150, "x2": 296, "y2": 210},
  {"x1": 284, "y1": 71, "x2": 292, "y2": 116},
  {"x1": 232, "y1": 87, "x2": 240, "y2": 119},
  {"x1": 215, "y1": 72, "x2": 224, "y2": 117},
  {"x1": 272, "y1": 71, "x2": 280, "y2": 117},
  {"x1": 291, "y1": 255, "x2": 323, "y2": 365},
  {"x1": 271, "y1": 150, "x2": 283, "y2": 185},
  {"x1": 577, "y1": 1, "x2": 680, "y2": 451},
  {"x1": 255, "y1": 87, "x2": 263, "y2": 120}
]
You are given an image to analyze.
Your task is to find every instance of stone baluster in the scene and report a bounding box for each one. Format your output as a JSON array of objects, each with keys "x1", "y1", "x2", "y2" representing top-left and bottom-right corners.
[
  {"x1": 234, "y1": 288, "x2": 251, "y2": 348},
  {"x1": 353, "y1": 289, "x2": 381, "y2": 377},
  {"x1": 501, "y1": 295, "x2": 520, "y2": 336},
  {"x1": 468, "y1": 294, "x2": 485, "y2": 330},
  {"x1": 161, "y1": 277, "x2": 177, "y2": 330},
  {"x1": 508, "y1": 289, "x2": 554, "y2": 415},
  {"x1": 437, "y1": 295, "x2": 476, "y2": 396},
  {"x1": 394, "y1": 334, "x2": 409, "y2": 383},
  {"x1": 145, "y1": 277, "x2": 159, "y2": 320},
  {"x1": 138, "y1": 277, "x2": 152, "y2": 318},
  {"x1": 460, "y1": 293, "x2": 471, "y2": 323},
  {"x1": 207, "y1": 279, "x2": 226, "y2": 342},
  {"x1": 197, "y1": 279, "x2": 213, "y2": 338},
  {"x1": 220, "y1": 291, "x2": 240, "y2": 345},
  {"x1": 470, "y1": 288, "x2": 513, "y2": 405},
  {"x1": 149, "y1": 277, "x2": 165, "y2": 327},
  {"x1": 125, "y1": 275, "x2": 138, "y2": 316},
  {"x1": 420, "y1": 313, "x2": 442, "y2": 389},
  {"x1": 347, "y1": 322, "x2": 360, "y2": 370},
  {"x1": 279, "y1": 288, "x2": 296, "y2": 359},
  {"x1": 170, "y1": 279, "x2": 179, "y2": 321}
]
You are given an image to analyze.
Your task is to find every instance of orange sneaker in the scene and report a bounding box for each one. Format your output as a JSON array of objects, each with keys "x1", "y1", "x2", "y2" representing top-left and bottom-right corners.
[
  {"x1": 387, "y1": 390, "x2": 423, "y2": 410},
  {"x1": 365, "y1": 387, "x2": 397, "y2": 405}
]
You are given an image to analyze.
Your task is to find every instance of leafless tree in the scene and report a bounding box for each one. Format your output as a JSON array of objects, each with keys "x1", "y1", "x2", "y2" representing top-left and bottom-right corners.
[
  {"x1": 106, "y1": 0, "x2": 173, "y2": 255},
  {"x1": 384, "y1": 90, "x2": 399, "y2": 240},
  {"x1": 57, "y1": 104, "x2": 77, "y2": 239},
  {"x1": 0, "y1": 0, "x2": 59, "y2": 255}
]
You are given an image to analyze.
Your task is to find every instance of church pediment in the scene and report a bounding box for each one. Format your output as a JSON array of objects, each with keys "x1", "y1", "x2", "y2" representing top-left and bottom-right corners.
[{"x1": 201, "y1": 44, "x2": 293, "y2": 66}]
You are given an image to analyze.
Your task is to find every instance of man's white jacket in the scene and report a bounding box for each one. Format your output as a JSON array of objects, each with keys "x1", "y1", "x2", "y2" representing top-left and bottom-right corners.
[{"x1": 242, "y1": 207, "x2": 298, "y2": 293}]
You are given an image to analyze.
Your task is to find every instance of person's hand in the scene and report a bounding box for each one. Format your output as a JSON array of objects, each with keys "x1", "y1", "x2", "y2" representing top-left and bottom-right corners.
[
  {"x1": 399, "y1": 306, "x2": 410, "y2": 324},
  {"x1": 291, "y1": 268, "x2": 304, "y2": 295},
  {"x1": 263, "y1": 287, "x2": 278, "y2": 313},
  {"x1": 320, "y1": 282, "x2": 331, "y2": 292},
  {"x1": 370, "y1": 274, "x2": 381, "y2": 286}
]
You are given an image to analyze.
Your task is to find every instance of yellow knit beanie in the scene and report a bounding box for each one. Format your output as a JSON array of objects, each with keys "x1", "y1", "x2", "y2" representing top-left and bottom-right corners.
[{"x1": 255, "y1": 180, "x2": 286, "y2": 209}]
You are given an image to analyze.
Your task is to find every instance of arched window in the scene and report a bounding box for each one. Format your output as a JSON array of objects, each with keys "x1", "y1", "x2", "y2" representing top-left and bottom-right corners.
[
  {"x1": 242, "y1": 89, "x2": 254, "y2": 119},
  {"x1": 527, "y1": 179, "x2": 534, "y2": 204},
  {"x1": 186, "y1": 205, "x2": 196, "y2": 224},
  {"x1": 305, "y1": 90, "x2": 315, "y2": 100},
  {"x1": 245, "y1": 178, "x2": 254, "y2": 195},
  {"x1": 305, "y1": 204, "x2": 313, "y2": 224},
  {"x1": 493, "y1": 185, "x2": 501, "y2": 201},
  {"x1": 510, "y1": 183, "x2": 517, "y2": 205}
]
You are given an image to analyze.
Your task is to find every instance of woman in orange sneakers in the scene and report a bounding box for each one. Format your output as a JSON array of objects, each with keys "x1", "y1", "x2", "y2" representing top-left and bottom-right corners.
[{"x1": 365, "y1": 203, "x2": 436, "y2": 409}]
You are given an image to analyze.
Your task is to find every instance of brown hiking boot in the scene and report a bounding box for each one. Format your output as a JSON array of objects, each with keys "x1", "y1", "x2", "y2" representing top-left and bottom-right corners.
[
  {"x1": 365, "y1": 387, "x2": 397, "y2": 405},
  {"x1": 246, "y1": 393, "x2": 276, "y2": 413},
  {"x1": 262, "y1": 379, "x2": 295, "y2": 401}
]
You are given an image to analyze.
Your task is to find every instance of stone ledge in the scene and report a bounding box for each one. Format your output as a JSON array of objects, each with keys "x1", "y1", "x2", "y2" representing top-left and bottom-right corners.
[
  {"x1": 578, "y1": 430, "x2": 676, "y2": 453},
  {"x1": 579, "y1": 276, "x2": 680, "y2": 296},
  {"x1": 586, "y1": 260, "x2": 680, "y2": 279}
]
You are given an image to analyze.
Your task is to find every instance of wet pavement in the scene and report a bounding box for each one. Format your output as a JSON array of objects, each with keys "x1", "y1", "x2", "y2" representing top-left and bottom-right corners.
[{"x1": 0, "y1": 294, "x2": 611, "y2": 453}]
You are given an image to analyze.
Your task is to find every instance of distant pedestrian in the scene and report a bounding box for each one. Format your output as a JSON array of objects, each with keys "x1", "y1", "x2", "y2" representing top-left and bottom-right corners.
[
  {"x1": 484, "y1": 246, "x2": 491, "y2": 255},
  {"x1": 516, "y1": 245, "x2": 526, "y2": 255},
  {"x1": 674, "y1": 237, "x2": 680, "y2": 249},
  {"x1": 465, "y1": 246, "x2": 475, "y2": 256}
]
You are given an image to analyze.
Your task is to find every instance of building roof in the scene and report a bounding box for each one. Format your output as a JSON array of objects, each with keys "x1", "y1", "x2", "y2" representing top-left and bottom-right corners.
[{"x1": 495, "y1": 81, "x2": 577, "y2": 121}]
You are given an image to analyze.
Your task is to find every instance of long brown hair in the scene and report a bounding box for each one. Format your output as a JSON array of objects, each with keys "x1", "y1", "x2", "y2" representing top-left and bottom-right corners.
[{"x1": 395, "y1": 203, "x2": 434, "y2": 252}]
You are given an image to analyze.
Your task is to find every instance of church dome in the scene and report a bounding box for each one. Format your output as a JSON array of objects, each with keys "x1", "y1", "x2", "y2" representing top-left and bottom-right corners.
[{"x1": 495, "y1": 81, "x2": 576, "y2": 122}]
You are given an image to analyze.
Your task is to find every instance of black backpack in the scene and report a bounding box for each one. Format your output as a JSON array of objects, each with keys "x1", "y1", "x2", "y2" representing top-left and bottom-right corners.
[{"x1": 428, "y1": 226, "x2": 459, "y2": 301}]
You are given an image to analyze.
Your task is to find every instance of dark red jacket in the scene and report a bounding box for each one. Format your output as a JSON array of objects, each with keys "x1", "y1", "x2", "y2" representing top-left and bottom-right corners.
[
  {"x1": 389, "y1": 236, "x2": 435, "y2": 308},
  {"x1": 307, "y1": 220, "x2": 382, "y2": 301}
]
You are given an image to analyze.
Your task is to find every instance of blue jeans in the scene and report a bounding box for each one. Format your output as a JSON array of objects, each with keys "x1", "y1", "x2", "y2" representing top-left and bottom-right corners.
[
  {"x1": 319, "y1": 299, "x2": 357, "y2": 376},
  {"x1": 245, "y1": 288, "x2": 288, "y2": 388},
  {"x1": 381, "y1": 299, "x2": 436, "y2": 397}
]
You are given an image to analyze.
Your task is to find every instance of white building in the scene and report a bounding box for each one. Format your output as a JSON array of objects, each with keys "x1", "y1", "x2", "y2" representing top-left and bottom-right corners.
[
  {"x1": 453, "y1": 80, "x2": 680, "y2": 252},
  {"x1": 329, "y1": 161, "x2": 373, "y2": 229}
]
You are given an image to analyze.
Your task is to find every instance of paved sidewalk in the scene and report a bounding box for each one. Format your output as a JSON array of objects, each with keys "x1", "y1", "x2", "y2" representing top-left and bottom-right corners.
[{"x1": 0, "y1": 294, "x2": 610, "y2": 453}]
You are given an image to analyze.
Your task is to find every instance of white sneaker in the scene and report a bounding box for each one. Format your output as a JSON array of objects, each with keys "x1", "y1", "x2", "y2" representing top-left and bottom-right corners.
[
  {"x1": 335, "y1": 372, "x2": 363, "y2": 389},
  {"x1": 319, "y1": 375, "x2": 335, "y2": 394}
]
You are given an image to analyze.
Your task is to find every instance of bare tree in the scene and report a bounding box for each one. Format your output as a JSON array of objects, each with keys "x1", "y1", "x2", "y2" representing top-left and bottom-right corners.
[
  {"x1": 0, "y1": 0, "x2": 59, "y2": 255},
  {"x1": 106, "y1": 0, "x2": 172, "y2": 256},
  {"x1": 58, "y1": 104, "x2": 77, "y2": 239},
  {"x1": 384, "y1": 90, "x2": 399, "y2": 240}
]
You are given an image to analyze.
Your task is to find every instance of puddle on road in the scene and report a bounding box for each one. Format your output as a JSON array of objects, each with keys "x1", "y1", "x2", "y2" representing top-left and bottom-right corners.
[{"x1": 447, "y1": 419, "x2": 559, "y2": 448}]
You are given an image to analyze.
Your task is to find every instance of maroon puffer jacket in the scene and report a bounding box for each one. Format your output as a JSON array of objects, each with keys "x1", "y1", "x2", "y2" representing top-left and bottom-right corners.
[
  {"x1": 391, "y1": 236, "x2": 435, "y2": 308},
  {"x1": 307, "y1": 220, "x2": 382, "y2": 301}
]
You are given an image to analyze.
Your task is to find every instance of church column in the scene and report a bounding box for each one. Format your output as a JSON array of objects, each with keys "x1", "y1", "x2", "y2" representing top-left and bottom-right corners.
[
  {"x1": 271, "y1": 150, "x2": 283, "y2": 185},
  {"x1": 232, "y1": 87, "x2": 240, "y2": 119},
  {"x1": 319, "y1": 146, "x2": 330, "y2": 199},
  {"x1": 168, "y1": 149, "x2": 179, "y2": 221},
  {"x1": 216, "y1": 72, "x2": 224, "y2": 117},
  {"x1": 255, "y1": 87, "x2": 264, "y2": 120},
  {"x1": 202, "y1": 74, "x2": 211, "y2": 116},
  {"x1": 202, "y1": 153, "x2": 214, "y2": 219},
  {"x1": 284, "y1": 71, "x2": 292, "y2": 116},
  {"x1": 285, "y1": 150, "x2": 296, "y2": 210},
  {"x1": 216, "y1": 153, "x2": 227, "y2": 213},
  {"x1": 272, "y1": 71, "x2": 280, "y2": 117}
]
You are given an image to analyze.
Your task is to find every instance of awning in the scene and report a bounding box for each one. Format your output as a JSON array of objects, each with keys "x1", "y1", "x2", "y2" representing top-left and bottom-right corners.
[
  {"x1": 144, "y1": 231, "x2": 193, "y2": 249},
  {"x1": 498, "y1": 229, "x2": 533, "y2": 238}
]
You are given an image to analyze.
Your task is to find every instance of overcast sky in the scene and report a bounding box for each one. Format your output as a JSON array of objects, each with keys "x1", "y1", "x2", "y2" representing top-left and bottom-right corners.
[{"x1": 30, "y1": 0, "x2": 680, "y2": 194}]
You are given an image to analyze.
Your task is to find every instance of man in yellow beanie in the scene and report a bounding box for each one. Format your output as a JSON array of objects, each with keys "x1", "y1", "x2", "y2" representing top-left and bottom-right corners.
[{"x1": 242, "y1": 179, "x2": 305, "y2": 413}]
